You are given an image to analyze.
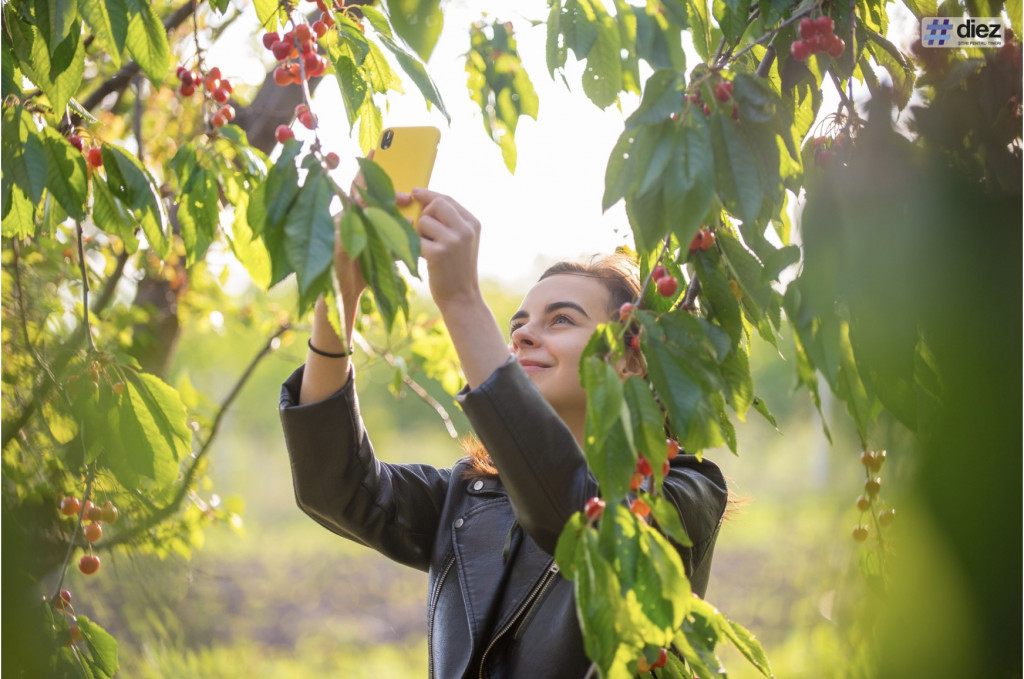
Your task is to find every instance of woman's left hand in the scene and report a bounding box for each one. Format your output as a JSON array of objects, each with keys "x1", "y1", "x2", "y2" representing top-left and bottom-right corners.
[{"x1": 413, "y1": 188, "x2": 483, "y2": 311}]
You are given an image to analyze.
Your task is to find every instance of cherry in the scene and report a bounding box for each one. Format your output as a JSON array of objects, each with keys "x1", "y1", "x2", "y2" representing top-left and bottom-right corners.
[
  {"x1": 211, "y1": 112, "x2": 227, "y2": 128},
  {"x1": 799, "y1": 17, "x2": 816, "y2": 40},
  {"x1": 661, "y1": 460, "x2": 670, "y2": 477},
  {"x1": 87, "y1": 504, "x2": 103, "y2": 522},
  {"x1": 212, "y1": 87, "x2": 230, "y2": 104},
  {"x1": 204, "y1": 74, "x2": 220, "y2": 93},
  {"x1": 325, "y1": 152, "x2": 340, "y2": 169},
  {"x1": 856, "y1": 494, "x2": 871, "y2": 511},
  {"x1": 272, "y1": 40, "x2": 293, "y2": 61},
  {"x1": 878, "y1": 508, "x2": 895, "y2": 526},
  {"x1": 275, "y1": 125, "x2": 295, "y2": 144},
  {"x1": 619, "y1": 302, "x2": 635, "y2": 322},
  {"x1": 274, "y1": 65, "x2": 292, "y2": 86},
  {"x1": 220, "y1": 105, "x2": 236, "y2": 122},
  {"x1": 852, "y1": 525, "x2": 869, "y2": 542},
  {"x1": 636, "y1": 456, "x2": 653, "y2": 477},
  {"x1": 298, "y1": 110, "x2": 318, "y2": 130},
  {"x1": 78, "y1": 554, "x2": 101, "y2": 575},
  {"x1": 630, "y1": 497, "x2": 651, "y2": 518},
  {"x1": 652, "y1": 648, "x2": 668, "y2": 669},
  {"x1": 87, "y1": 148, "x2": 103, "y2": 168},
  {"x1": 262, "y1": 32, "x2": 280, "y2": 50},
  {"x1": 715, "y1": 81, "x2": 733, "y2": 102},
  {"x1": 859, "y1": 451, "x2": 875, "y2": 467},
  {"x1": 864, "y1": 477, "x2": 882, "y2": 497},
  {"x1": 656, "y1": 276, "x2": 678, "y2": 297},
  {"x1": 666, "y1": 439, "x2": 679, "y2": 460},
  {"x1": 628, "y1": 335, "x2": 640, "y2": 351},
  {"x1": 60, "y1": 496, "x2": 82, "y2": 517},
  {"x1": 790, "y1": 40, "x2": 811, "y2": 61},
  {"x1": 179, "y1": 81, "x2": 196, "y2": 97},
  {"x1": 176, "y1": 65, "x2": 189, "y2": 80},
  {"x1": 294, "y1": 23, "x2": 313, "y2": 44},
  {"x1": 827, "y1": 35, "x2": 845, "y2": 58},
  {"x1": 689, "y1": 229, "x2": 714, "y2": 253},
  {"x1": 313, "y1": 20, "x2": 328, "y2": 38},
  {"x1": 84, "y1": 522, "x2": 103, "y2": 543},
  {"x1": 651, "y1": 265, "x2": 667, "y2": 281},
  {"x1": 815, "y1": 16, "x2": 835, "y2": 35},
  {"x1": 584, "y1": 496, "x2": 605, "y2": 520},
  {"x1": 630, "y1": 472, "x2": 645, "y2": 491},
  {"x1": 101, "y1": 501, "x2": 119, "y2": 524},
  {"x1": 111, "y1": 382, "x2": 125, "y2": 395},
  {"x1": 870, "y1": 450, "x2": 886, "y2": 472},
  {"x1": 68, "y1": 624, "x2": 84, "y2": 644},
  {"x1": 53, "y1": 589, "x2": 72, "y2": 610},
  {"x1": 68, "y1": 134, "x2": 84, "y2": 151}
]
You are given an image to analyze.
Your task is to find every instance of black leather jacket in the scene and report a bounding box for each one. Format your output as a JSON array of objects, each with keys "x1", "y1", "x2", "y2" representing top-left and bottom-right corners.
[{"x1": 279, "y1": 357, "x2": 728, "y2": 679}]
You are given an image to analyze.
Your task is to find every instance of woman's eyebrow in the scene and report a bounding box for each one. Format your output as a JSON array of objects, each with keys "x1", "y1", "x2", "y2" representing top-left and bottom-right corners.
[{"x1": 510, "y1": 302, "x2": 591, "y2": 325}]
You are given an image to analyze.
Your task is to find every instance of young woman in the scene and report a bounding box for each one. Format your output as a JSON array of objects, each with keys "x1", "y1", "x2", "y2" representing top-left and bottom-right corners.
[{"x1": 278, "y1": 188, "x2": 728, "y2": 678}]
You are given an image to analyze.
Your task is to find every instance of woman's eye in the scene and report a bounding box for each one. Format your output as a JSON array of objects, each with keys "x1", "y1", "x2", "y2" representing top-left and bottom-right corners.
[
  {"x1": 509, "y1": 322, "x2": 523, "y2": 334},
  {"x1": 552, "y1": 314, "x2": 573, "y2": 326}
]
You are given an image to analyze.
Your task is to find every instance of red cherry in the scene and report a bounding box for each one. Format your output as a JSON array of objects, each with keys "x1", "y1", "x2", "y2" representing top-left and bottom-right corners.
[
  {"x1": 584, "y1": 496, "x2": 606, "y2": 520},
  {"x1": 298, "y1": 110, "x2": 318, "y2": 130},
  {"x1": 699, "y1": 230, "x2": 716, "y2": 251},
  {"x1": 68, "y1": 624, "x2": 84, "y2": 644},
  {"x1": 619, "y1": 302, "x2": 635, "y2": 322},
  {"x1": 630, "y1": 471, "x2": 645, "y2": 491},
  {"x1": 101, "y1": 501, "x2": 119, "y2": 524},
  {"x1": 179, "y1": 82, "x2": 196, "y2": 97},
  {"x1": 852, "y1": 525, "x2": 869, "y2": 542},
  {"x1": 273, "y1": 65, "x2": 292, "y2": 86},
  {"x1": 208, "y1": 66, "x2": 222, "y2": 80},
  {"x1": 54, "y1": 589, "x2": 72, "y2": 609},
  {"x1": 176, "y1": 65, "x2": 189, "y2": 80},
  {"x1": 212, "y1": 86, "x2": 230, "y2": 103},
  {"x1": 652, "y1": 648, "x2": 668, "y2": 669},
  {"x1": 636, "y1": 456, "x2": 653, "y2": 477},
  {"x1": 661, "y1": 460, "x2": 670, "y2": 477},
  {"x1": 799, "y1": 17, "x2": 816, "y2": 40},
  {"x1": 87, "y1": 148, "x2": 103, "y2": 168},
  {"x1": 68, "y1": 134, "x2": 84, "y2": 151},
  {"x1": 84, "y1": 522, "x2": 103, "y2": 543},
  {"x1": 204, "y1": 75, "x2": 220, "y2": 93},
  {"x1": 651, "y1": 265, "x2": 667, "y2": 281},
  {"x1": 211, "y1": 112, "x2": 227, "y2": 128},
  {"x1": 303, "y1": 51, "x2": 320, "y2": 75},
  {"x1": 294, "y1": 23, "x2": 313, "y2": 44},
  {"x1": 790, "y1": 39, "x2": 811, "y2": 61},
  {"x1": 78, "y1": 554, "x2": 101, "y2": 575},
  {"x1": 715, "y1": 81, "x2": 733, "y2": 102},
  {"x1": 87, "y1": 504, "x2": 103, "y2": 521},
  {"x1": 321, "y1": 11, "x2": 335, "y2": 27},
  {"x1": 325, "y1": 152, "x2": 340, "y2": 169},
  {"x1": 630, "y1": 497, "x2": 651, "y2": 518},
  {"x1": 657, "y1": 276, "x2": 678, "y2": 297},
  {"x1": 666, "y1": 439, "x2": 679, "y2": 460},
  {"x1": 60, "y1": 496, "x2": 82, "y2": 517},
  {"x1": 275, "y1": 125, "x2": 295, "y2": 144},
  {"x1": 262, "y1": 32, "x2": 280, "y2": 49},
  {"x1": 815, "y1": 16, "x2": 835, "y2": 36},
  {"x1": 271, "y1": 40, "x2": 292, "y2": 61},
  {"x1": 313, "y1": 20, "x2": 328, "y2": 38},
  {"x1": 628, "y1": 335, "x2": 640, "y2": 351},
  {"x1": 827, "y1": 35, "x2": 845, "y2": 58}
]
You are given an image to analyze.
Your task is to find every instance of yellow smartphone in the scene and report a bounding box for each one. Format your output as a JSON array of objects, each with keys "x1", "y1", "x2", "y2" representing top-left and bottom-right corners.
[{"x1": 372, "y1": 126, "x2": 441, "y2": 225}]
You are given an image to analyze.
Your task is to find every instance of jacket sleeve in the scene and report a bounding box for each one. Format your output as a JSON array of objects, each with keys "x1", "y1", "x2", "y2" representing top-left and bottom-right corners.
[
  {"x1": 278, "y1": 364, "x2": 451, "y2": 572},
  {"x1": 456, "y1": 357, "x2": 728, "y2": 595},
  {"x1": 455, "y1": 357, "x2": 597, "y2": 555}
]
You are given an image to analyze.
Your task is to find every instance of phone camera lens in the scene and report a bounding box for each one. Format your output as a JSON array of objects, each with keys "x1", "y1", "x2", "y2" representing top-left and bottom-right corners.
[{"x1": 381, "y1": 129, "x2": 394, "y2": 149}]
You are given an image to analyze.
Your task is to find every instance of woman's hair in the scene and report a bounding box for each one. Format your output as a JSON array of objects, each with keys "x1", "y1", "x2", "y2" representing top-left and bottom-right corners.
[{"x1": 464, "y1": 251, "x2": 642, "y2": 479}]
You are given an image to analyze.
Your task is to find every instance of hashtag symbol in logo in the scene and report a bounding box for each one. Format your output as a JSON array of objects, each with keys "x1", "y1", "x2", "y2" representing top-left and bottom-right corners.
[{"x1": 923, "y1": 18, "x2": 953, "y2": 46}]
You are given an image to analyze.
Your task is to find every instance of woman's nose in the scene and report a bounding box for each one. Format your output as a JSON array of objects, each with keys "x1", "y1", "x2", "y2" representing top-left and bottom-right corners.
[{"x1": 510, "y1": 324, "x2": 537, "y2": 349}]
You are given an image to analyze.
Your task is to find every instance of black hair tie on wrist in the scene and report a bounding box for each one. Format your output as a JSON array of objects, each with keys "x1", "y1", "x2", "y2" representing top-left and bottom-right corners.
[{"x1": 307, "y1": 339, "x2": 353, "y2": 358}]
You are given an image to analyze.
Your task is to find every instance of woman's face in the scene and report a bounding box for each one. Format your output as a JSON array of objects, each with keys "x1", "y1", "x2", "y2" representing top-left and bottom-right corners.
[{"x1": 509, "y1": 274, "x2": 614, "y2": 420}]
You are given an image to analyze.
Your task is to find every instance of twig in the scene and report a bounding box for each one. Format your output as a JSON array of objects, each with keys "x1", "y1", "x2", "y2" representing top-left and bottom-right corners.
[
  {"x1": 728, "y1": 7, "x2": 814, "y2": 65},
  {"x1": 352, "y1": 333, "x2": 460, "y2": 438},
  {"x1": 75, "y1": 222, "x2": 95, "y2": 351},
  {"x1": 755, "y1": 44, "x2": 777, "y2": 78},
  {"x1": 680, "y1": 276, "x2": 702, "y2": 311},
  {"x1": 102, "y1": 322, "x2": 291, "y2": 548}
]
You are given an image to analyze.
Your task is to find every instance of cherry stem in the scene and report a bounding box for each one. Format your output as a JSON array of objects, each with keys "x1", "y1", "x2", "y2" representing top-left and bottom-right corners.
[
  {"x1": 75, "y1": 222, "x2": 95, "y2": 352},
  {"x1": 728, "y1": 5, "x2": 817, "y2": 66}
]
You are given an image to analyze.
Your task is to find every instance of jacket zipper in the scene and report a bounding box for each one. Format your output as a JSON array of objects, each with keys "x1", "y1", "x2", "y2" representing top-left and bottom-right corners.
[
  {"x1": 477, "y1": 561, "x2": 560, "y2": 679},
  {"x1": 428, "y1": 554, "x2": 456, "y2": 679}
]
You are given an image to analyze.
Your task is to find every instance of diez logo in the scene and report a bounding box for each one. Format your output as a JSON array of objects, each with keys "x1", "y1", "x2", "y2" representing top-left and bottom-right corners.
[{"x1": 921, "y1": 17, "x2": 1006, "y2": 47}]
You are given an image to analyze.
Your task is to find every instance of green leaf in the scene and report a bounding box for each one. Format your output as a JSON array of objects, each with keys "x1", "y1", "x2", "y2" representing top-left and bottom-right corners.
[
  {"x1": 77, "y1": 615, "x2": 119, "y2": 678},
  {"x1": 40, "y1": 126, "x2": 87, "y2": 220},
  {"x1": 177, "y1": 168, "x2": 219, "y2": 266},
  {"x1": 720, "y1": 616, "x2": 773, "y2": 677},
  {"x1": 545, "y1": 0, "x2": 567, "y2": 76},
  {"x1": 864, "y1": 28, "x2": 915, "y2": 110},
  {"x1": 79, "y1": 0, "x2": 123, "y2": 67},
  {"x1": 355, "y1": 156, "x2": 397, "y2": 206},
  {"x1": 687, "y1": 0, "x2": 713, "y2": 60},
  {"x1": 710, "y1": 115, "x2": 765, "y2": 225},
  {"x1": 384, "y1": 0, "x2": 443, "y2": 61},
  {"x1": 254, "y1": 0, "x2": 285, "y2": 32},
  {"x1": 648, "y1": 494, "x2": 693, "y2": 547},
  {"x1": 283, "y1": 171, "x2": 336, "y2": 296},
  {"x1": 91, "y1": 176, "x2": 139, "y2": 252},
  {"x1": 622, "y1": 376, "x2": 668, "y2": 482},
  {"x1": 21, "y1": 16, "x2": 85, "y2": 114},
  {"x1": 581, "y1": 355, "x2": 635, "y2": 502},
  {"x1": 712, "y1": 0, "x2": 747, "y2": 43},
  {"x1": 227, "y1": 193, "x2": 271, "y2": 289},
  {"x1": 124, "y1": 0, "x2": 170, "y2": 83},
  {"x1": 358, "y1": 219, "x2": 408, "y2": 333},
  {"x1": 666, "y1": 115, "x2": 715, "y2": 248},
  {"x1": 582, "y1": 17, "x2": 622, "y2": 109},
  {"x1": 357, "y1": 96, "x2": 384, "y2": 155},
  {"x1": 636, "y1": 522, "x2": 691, "y2": 631},
  {"x1": 693, "y1": 250, "x2": 743, "y2": 345},
  {"x1": 337, "y1": 206, "x2": 367, "y2": 259},
  {"x1": 101, "y1": 143, "x2": 169, "y2": 257},
  {"x1": 364, "y1": 205, "x2": 420, "y2": 276},
  {"x1": 333, "y1": 55, "x2": 367, "y2": 130},
  {"x1": 716, "y1": 229, "x2": 771, "y2": 318},
  {"x1": 2, "y1": 184, "x2": 36, "y2": 237},
  {"x1": 253, "y1": 139, "x2": 302, "y2": 238},
  {"x1": 3, "y1": 106, "x2": 49, "y2": 204},
  {"x1": 377, "y1": 33, "x2": 450, "y2": 122}
]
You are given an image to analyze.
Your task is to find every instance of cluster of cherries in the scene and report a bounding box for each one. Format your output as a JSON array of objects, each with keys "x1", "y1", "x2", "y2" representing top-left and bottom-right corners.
[
  {"x1": 852, "y1": 450, "x2": 895, "y2": 542},
  {"x1": 791, "y1": 15, "x2": 845, "y2": 61},
  {"x1": 59, "y1": 495, "x2": 120, "y2": 574},
  {"x1": 679, "y1": 79, "x2": 737, "y2": 120},
  {"x1": 811, "y1": 129, "x2": 851, "y2": 169},
  {"x1": 175, "y1": 65, "x2": 236, "y2": 128},
  {"x1": 265, "y1": 20, "x2": 329, "y2": 87},
  {"x1": 67, "y1": 134, "x2": 103, "y2": 168}
]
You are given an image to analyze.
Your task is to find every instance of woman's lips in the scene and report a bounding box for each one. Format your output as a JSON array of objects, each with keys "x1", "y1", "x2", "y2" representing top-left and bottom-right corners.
[{"x1": 518, "y1": 359, "x2": 549, "y2": 373}]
